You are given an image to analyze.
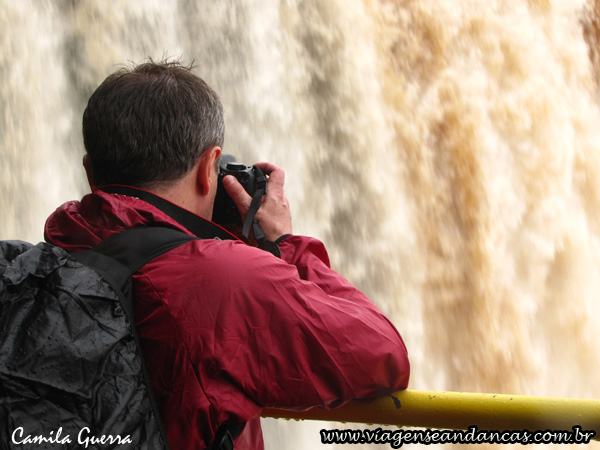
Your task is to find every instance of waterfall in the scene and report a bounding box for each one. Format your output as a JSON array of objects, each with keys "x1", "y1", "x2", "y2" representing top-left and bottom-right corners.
[{"x1": 2, "y1": 0, "x2": 600, "y2": 448}]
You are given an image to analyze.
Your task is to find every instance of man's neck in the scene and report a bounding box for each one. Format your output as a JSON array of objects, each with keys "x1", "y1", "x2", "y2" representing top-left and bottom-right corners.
[{"x1": 150, "y1": 172, "x2": 212, "y2": 219}]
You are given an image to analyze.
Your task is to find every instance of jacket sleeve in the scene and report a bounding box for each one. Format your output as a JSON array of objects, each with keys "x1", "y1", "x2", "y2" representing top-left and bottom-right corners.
[{"x1": 199, "y1": 235, "x2": 409, "y2": 414}]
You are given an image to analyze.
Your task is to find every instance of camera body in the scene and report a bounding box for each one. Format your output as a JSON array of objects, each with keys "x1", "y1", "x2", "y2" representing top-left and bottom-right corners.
[{"x1": 212, "y1": 154, "x2": 264, "y2": 225}]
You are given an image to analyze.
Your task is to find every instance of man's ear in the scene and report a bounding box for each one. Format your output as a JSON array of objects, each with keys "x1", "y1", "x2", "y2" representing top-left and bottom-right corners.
[
  {"x1": 83, "y1": 154, "x2": 96, "y2": 190},
  {"x1": 196, "y1": 146, "x2": 222, "y2": 196}
]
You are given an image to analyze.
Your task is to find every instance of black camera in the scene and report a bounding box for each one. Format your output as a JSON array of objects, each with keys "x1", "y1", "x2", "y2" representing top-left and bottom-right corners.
[{"x1": 212, "y1": 154, "x2": 266, "y2": 225}]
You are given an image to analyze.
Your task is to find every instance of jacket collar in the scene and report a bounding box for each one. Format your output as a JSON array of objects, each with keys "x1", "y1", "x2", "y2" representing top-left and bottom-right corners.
[{"x1": 99, "y1": 185, "x2": 239, "y2": 242}]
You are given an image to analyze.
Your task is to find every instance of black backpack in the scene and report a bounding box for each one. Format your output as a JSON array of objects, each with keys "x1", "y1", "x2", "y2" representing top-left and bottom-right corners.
[{"x1": 0, "y1": 227, "x2": 199, "y2": 449}]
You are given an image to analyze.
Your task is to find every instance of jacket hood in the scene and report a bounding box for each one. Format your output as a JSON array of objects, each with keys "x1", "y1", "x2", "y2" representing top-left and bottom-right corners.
[{"x1": 44, "y1": 190, "x2": 190, "y2": 252}]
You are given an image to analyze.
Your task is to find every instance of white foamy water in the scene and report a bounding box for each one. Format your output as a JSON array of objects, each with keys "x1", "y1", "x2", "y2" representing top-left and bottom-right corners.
[{"x1": 2, "y1": 0, "x2": 600, "y2": 448}]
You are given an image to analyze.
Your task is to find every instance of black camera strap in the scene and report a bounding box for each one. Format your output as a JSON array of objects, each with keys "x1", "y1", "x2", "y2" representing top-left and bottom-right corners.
[
  {"x1": 101, "y1": 184, "x2": 281, "y2": 257},
  {"x1": 100, "y1": 185, "x2": 239, "y2": 242},
  {"x1": 241, "y1": 168, "x2": 267, "y2": 241},
  {"x1": 238, "y1": 169, "x2": 282, "y2": 256}
]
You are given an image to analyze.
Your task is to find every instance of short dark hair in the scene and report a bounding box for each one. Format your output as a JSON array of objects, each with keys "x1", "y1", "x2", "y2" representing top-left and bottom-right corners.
[{"x1": 82, "y1": 60, "x2": 224, "y2": 188}]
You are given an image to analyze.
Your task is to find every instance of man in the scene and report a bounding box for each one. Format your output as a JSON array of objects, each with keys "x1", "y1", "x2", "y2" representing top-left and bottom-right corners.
[{"x1": 45, "y1": 60, "x2": 410, "y2": 450}]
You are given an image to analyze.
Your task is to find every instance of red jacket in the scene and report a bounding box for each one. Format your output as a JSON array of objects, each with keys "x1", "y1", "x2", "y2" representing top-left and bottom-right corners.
[{"x1": 44, "y1": 188, "x2": 409, "y2": 450}]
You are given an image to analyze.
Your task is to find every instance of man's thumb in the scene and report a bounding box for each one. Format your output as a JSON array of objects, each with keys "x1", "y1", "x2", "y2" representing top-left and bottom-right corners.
[{"x1": 223, "y1": 175, "x2": 250, "y2": 211}]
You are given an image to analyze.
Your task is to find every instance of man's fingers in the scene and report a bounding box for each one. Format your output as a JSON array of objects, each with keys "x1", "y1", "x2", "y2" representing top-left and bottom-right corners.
[
  {"x1": 222, "y1": 163, "x2": 292, "y2": 241},
  {"x1": 254, "y1": 162, "x2": 285, "y2": 191}
]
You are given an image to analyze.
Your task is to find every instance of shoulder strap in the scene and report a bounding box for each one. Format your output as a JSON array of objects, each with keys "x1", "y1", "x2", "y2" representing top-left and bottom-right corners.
[
  {"x1": 73, "y1": 226, "x2": 197, "y2": 344},
  {"x1": 74, "y1": 226, "x2": 196, "y2": 287}
]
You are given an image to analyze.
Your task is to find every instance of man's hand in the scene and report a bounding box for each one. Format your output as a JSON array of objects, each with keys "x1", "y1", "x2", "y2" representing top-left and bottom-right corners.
[{"x1": 222, "y1": 162, "x2": 292, "y2": 242}]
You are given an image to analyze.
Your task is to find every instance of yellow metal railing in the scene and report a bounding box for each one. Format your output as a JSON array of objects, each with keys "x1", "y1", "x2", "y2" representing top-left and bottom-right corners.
[{"x1": 262, "y1": 390, "x2": 600, "y2": 439}]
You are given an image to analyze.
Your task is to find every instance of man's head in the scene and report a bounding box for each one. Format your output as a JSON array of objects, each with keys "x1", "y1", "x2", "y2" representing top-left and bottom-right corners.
[{"x1": 82, "y1": 60, "x2": 224, "y2": 189}]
